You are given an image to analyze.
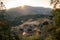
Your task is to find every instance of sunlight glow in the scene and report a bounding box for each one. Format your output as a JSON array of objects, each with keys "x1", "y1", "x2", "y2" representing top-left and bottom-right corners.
[{"x1": 1, "y1": 0, "x2": 52, "y2": 9}]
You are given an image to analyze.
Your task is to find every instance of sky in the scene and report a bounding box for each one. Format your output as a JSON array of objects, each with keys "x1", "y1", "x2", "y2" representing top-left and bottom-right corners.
[{"x1": 0, "y1": 0, "x2": 53, "y2": 9}]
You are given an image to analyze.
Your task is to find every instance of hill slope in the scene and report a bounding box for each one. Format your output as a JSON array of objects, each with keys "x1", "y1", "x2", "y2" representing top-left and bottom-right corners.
[{"x1": 6, "y1": 5, "x2": 52, "y2": 18}]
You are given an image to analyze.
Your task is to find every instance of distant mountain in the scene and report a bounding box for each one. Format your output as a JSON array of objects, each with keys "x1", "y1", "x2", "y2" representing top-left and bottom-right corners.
[{"x1": 6, "y1": 5, "x2": 52, "y2": 18}]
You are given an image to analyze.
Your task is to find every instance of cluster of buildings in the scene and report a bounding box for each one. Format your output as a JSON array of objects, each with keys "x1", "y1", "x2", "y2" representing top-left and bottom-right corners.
[
  {"x1": 11, "y1": 18, "x2": 53, "y2": 37},
  {"x1": 11, "y1": 24, "x2": 40, "y2": 37}
]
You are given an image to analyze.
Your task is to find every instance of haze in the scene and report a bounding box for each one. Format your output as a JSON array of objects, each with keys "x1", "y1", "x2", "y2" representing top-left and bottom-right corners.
[{"x1": 0, "y1": 0, "x2": 52, "y2": 9}]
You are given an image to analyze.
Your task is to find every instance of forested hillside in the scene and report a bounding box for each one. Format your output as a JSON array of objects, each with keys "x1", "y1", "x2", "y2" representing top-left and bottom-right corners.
[{"x1": 0, "y1": 0, "x2": 60, "y2": 40}]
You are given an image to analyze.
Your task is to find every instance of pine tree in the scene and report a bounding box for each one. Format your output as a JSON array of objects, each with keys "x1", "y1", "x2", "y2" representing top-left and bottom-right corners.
[{"x1": 0, "y1": 2, "x2": 19, "y2": 40}]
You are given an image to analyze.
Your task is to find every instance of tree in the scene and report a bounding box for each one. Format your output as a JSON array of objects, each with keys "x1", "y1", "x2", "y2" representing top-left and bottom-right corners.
[
  {"x1": 45, "y1": 0, "x2": 60, "y2": 40},
  {"x1": 0, "y1": 2, "x2": 20, "y2": 40},
  {"x1": 50, "y1": 0, "x2": 60, "y2": 9}
]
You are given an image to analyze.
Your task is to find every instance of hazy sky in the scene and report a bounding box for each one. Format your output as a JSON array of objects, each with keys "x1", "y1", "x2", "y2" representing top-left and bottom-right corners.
[{"x1": 0, "y1": 0, "x2": 52, "y2": 9}]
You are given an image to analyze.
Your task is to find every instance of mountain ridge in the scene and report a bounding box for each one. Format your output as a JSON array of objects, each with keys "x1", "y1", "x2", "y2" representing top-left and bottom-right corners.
[{"x1": 6, "y1": 5, "x2": 52, "y2": 18}]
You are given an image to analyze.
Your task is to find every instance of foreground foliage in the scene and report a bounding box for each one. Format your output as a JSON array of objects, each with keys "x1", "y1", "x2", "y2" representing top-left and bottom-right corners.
[{"x1": 45, "y1": 9, "x2": 60, "y2": 40}]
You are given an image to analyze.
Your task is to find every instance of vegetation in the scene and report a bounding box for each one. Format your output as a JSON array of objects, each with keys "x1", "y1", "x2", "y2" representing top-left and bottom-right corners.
[
  {"x1": 0, "y1": 10, "x2": 20, "y2": 40},
  {"x1": 0, "y1": 0, "x2": 60, "y2": 40},
  {"x1": 45, "y1": 0, "x2": 60, "y2": 40},
  {"x1": 50, "y1": 0, "x2": 60, "y2": 9},
  {"x1": 45, "y1": 9, "x2": 60, "y2": 40}
]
